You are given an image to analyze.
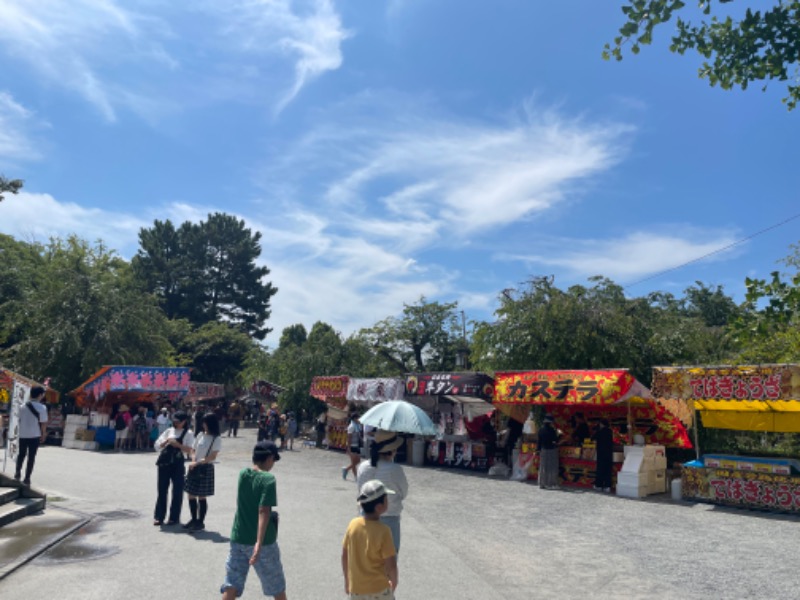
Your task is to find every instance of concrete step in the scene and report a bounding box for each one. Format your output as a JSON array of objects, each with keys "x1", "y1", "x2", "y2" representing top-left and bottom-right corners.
[
  {"x1": 0, "y1": 497, "x2": 45, "y2": 528},
  {"x1": 0, "y1": 507, "x2": 90, "y2": 580},
  {"x1": 0, "y1": 488, "x2": 19, "y2": 507}
]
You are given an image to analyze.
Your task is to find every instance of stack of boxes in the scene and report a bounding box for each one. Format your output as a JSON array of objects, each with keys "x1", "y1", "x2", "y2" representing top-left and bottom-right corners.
[
  {"x1": 62, "y1": 414, "x2": 99, "y2": 451},
  {"x1": 616, "y1": 445, "x2": 667, "y2": 498}
]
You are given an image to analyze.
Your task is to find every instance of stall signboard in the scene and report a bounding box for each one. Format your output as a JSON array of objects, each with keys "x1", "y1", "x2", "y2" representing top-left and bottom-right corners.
[
  {"x1": 250, "y1": 380, "x2": 285, "y2": 401},
  {"x1": 346, "y1": 378, "x2": 405, "y2": 404},
  {"x1": 427, "y1": 439, "x2": 489, "y2": 471},
  {"x1": 652, "y1": 365, "x2": 800, "y2": 401},
  {"x1": 405, "y1": 372, "x2": 494, "y2": 400},
  {"x1": 683, "y1": 467, "x2": 800, "y2": 513},
  {"x1": 494, "y1": 370, "x2": 639, "y2": 406},
  {"x1": 310, "y1": 376, "x2": 350, "y2": 409},
  {"x1": 74, "y1": 366, "x2": 191, "y2": 405},
  {"x1": 6, "y1": 381, "x2": 29, "y2": 464},
  {"x1": 653, "y1": 365, "x2": 800, "y2": 433},
  {"x1": 185, "y1": 382, "x2": 225, "y2": 403}
]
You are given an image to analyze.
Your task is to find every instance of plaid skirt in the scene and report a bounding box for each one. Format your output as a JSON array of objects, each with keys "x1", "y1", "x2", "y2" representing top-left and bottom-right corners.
[{"x1": 185, "y1": 463, "x2": 215, "y2": 497}]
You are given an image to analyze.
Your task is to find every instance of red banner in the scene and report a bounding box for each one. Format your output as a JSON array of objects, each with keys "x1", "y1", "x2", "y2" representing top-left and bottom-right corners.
[
  {"x1": 310, "y1": 376, "x2": 349, "y2": 402},
  {"x1": 494, "y1": 370, "x2": 636, "y2": 406},
  {"x1": 683, "y1": 467, "x2": 800, "y2": 513}
]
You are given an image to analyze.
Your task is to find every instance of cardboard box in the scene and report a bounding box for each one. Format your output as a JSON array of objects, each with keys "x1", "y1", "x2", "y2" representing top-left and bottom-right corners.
[{"x1": 616, "y1": 483, "x2": 648, "y2": 498}]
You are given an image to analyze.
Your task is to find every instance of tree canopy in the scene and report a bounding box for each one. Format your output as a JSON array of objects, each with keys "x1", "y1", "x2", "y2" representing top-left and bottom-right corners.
[
  {"x1": 0, "y1": 175, "x2": 23, "y2": 202},
  {"x1": 133, "y1": 213, "x2": 277, "y2": 339},
  {"x1": 605, "y1": 1, "x2": 800, "y2": 109}
]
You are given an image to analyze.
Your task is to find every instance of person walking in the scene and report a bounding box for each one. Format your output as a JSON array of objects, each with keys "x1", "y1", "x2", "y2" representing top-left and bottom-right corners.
[
  {"x1": 227, "y1": 401, "x2": 242, "y2": 438},
  {"x1": 14, "y1": 385, "x2": 48, "y2": 486},
  {"x1": 342, "y1": 414, "x2": 362, "y2": 480},
  {"x1": 537, "y1": 415, "x2": 561, "y2": 490},
  {"x1": 592, "y1": 418, "x2": 614, "y2": 492},
  {"x1": 184, "y1": 413, "x2": 222, "y2": 531},
  {"x1": 342, "y1": 480, "x2": 398, "y2": 599},
  {"x1": 356, "y1": 430, "x2": 407, "y2": 554},
  {"x1": 286, "y1": 413, "x2": 297, "y2": 451},
  {"x1": 153, "y1": 411, "x2": 195, "y2": 526},
  {"x1": 220, "y1": 441, "x2": 287, "y2": 600}
]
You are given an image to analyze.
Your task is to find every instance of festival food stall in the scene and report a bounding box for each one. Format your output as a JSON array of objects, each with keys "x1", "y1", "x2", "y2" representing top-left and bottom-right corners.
[
  {"x1": 653, "y1": 364, "x2": 800, "y2": 512},
  {"x1": 310, "y1": 376, "x2": 351, "y2": 450},
  {"x1": 404, "y1": 372, "x2": 496, "y2": 471},
  {"x1": 185, "y1": 382, "x2": 226, "y2": 406},
  {"x1": 494, "y1": 369, "x2": 692, "y2": 489},
  {"x1": 70, "y1": 366, "x2": 191, "y2": 450}
]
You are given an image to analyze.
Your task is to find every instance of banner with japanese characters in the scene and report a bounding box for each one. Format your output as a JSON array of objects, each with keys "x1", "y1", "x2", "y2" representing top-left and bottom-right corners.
[
  {"x1": 405, "y1": 372, "x2": 494, "y2": 400},
  {"x1": 346, "y1": 378, "x2": 405, "y2": 404},
  {"x1": 652, "y1": 365, "x2": 800, "y2": 401},
  {"x1": 683, "y1": 466, "x2": 800, "y2": 513},
  {"x1": 494, "y1": 370, "x2": 637, "y2": 406},
  {"x1": 6, "y1": 381, "x2": 30, "y2": 465}
]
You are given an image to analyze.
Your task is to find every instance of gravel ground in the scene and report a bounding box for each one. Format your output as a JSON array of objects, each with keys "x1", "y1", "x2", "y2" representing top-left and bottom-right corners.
[{"x1": 1, "y1": 428, "x2": 798, "y2": 600}]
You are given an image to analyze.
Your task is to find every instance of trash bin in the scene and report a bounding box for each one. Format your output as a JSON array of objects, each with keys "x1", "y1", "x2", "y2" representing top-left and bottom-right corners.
[
  {"x1": 412, "y1": 438, "x2": 425, "y2": 467},
  {"x1": 671, "y1": 476, "x2": 682, "y2": 501}
]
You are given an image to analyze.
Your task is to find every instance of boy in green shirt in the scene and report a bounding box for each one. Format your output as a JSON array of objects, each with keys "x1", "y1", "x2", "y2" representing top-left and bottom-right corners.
[
  {"x1": 221, "y1": 441, "x2": 287, "y2": 600},
  {"x1": 342, "y1": 480, "x2": 399, "y2": 599}
]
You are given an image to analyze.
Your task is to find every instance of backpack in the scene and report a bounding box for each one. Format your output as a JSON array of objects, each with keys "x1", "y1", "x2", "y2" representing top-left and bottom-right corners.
[{"x1": 115, "y1": 414, "x2": 127, "y2": 431}]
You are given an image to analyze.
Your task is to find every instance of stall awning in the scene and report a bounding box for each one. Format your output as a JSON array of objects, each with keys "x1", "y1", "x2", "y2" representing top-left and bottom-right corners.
[
  {"x1": 652, "y1": 364, "x2": 800, "y2": 433},
  {"x1": 494, "y1": 369, "x2": 691, "y2": 448},
  {"x1": 250, "y1": 380, "x2": 285, "y2": 402},
  {"x1": 71, "y1": 366, "x2": 191, "y2": 408},
  {"x1": 346, "y1": 378, "x2": 404, "y2": 404},
  {"x1": 185, "y1": 382, "x2": 225, "y2": 403},
  {"x1": 0, "y1": 368, "x2": 60, "y2": 405}
]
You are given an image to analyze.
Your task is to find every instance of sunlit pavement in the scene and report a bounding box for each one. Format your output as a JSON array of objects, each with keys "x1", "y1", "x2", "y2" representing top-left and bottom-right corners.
[{"x1": 1, "y1": 429, "x2": 798, "y2": 599}]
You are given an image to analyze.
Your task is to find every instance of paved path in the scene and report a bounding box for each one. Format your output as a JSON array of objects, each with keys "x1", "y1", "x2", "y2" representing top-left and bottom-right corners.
[{"x1": 1, "y1": 429, "x2": 799, "y2": 599}]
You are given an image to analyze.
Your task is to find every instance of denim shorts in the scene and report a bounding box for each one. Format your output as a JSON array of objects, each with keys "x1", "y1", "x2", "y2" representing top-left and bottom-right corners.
[{"x1": 220, "y1": 541, "x2": 286, "y2": 597}]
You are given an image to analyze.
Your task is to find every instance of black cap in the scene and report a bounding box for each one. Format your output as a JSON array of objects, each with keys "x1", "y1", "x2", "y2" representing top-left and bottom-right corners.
[{"x1": 253, "y1": 440, "x2": 281, "y2": 462}]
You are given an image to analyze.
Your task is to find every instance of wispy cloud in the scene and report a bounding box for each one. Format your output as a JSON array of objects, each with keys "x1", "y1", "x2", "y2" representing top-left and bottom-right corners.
[
  {"x1": 497, "y1": 229, "x2": 742, "y2": 282},
  {"x1": 0, "y1": 0, "x2": 347, "y2": 120},
  {"x1": 0, "y1": 92, "x2": 41, "y2": 164}
]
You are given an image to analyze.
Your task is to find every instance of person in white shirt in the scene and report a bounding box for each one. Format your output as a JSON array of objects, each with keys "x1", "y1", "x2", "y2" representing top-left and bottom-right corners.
[
  {"x1": 156, "y1": 408, "x2": 171, "y2": 435},
  {"x1": 183, "y1": 412, "x2": 222, "y2": 531},
  {"x1": 356, "y1": 430, "x2": 408, "y2": 553},
  {"x1": 15, "y1": 386, "x2": 48, "y2": 486},
  {"x1": 342, "y1": 414, "x2": 362, "y2": 481},
  {"x1": 153, "y1": 411, "x2": 195, "y2": 526}
]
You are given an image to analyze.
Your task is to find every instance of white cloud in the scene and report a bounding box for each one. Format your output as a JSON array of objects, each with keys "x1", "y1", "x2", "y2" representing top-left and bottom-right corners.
[
  {"x1": 0, "y1": 0, "x2": 348, "y2": 120},
  {"x1": 498, "y1": 230, "x2": 741, "y2": 282},
  {"x1": 0, "y1": 92, "x2": 41, "y2": 164}
]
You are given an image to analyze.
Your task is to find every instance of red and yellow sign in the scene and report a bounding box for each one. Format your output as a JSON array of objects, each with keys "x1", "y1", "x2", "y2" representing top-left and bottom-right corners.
[
  {"x1": 683, "y1": 466, "x2": 800, "y2": 513},
  {"x1": 494, "y1": 370, "x2": 636, "y2": 406},
  {"x1": 310, "y1": 376, "x2": 349, "y2": 408}
]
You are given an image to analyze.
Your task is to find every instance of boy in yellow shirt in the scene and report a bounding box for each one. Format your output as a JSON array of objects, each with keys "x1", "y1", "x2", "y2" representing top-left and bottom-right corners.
[{"x1": 342, "y1": 480, "x2": 398, "y2": 599}]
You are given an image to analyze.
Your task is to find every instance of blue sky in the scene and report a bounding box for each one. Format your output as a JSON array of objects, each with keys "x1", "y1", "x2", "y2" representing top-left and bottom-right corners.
[{"x1": 1, "y1": 1, "x2": 798, "y2": 345}]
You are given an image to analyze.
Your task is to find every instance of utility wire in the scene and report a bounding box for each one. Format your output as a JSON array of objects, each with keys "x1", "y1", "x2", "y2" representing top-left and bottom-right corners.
[{"x1": 624, "y1": 211, "x2": 800, "y2": 290}]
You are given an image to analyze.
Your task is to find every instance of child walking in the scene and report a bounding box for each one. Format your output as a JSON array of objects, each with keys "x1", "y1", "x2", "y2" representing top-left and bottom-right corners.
[{"x1": 341, "y1": 480, "x2": 398, "y2": 599}]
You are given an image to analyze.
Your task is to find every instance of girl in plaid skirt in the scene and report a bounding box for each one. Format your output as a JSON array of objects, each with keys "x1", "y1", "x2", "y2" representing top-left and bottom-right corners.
[{"x1": 184, "y1": 413, "x2": 222, "y2": 531}]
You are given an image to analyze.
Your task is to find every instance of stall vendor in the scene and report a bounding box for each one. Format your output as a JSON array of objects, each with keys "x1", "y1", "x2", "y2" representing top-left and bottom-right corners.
[
  {"x1": 570, "y1": 412, "x2": 590, "y2": 446},
  {"x1": 537, "y1": 416, "x2": 560, "y2": 490}
]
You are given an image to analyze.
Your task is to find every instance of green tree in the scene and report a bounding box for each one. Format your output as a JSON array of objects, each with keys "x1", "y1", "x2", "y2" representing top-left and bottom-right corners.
[
  {"x1": 0, "y1": 175, "x2": 23, "y2": 202},
  {"x1": 1, "y1": 236, "x2": 171, "y2": 391},
  {"x1": 134, "y1": 213, "x2": 278, "y2": 339},
  {"x1": 471, "y1": 276, "x2": 735, "y2": 384},
  {"x1": 172, "y1": 321, "x2": 255, "y2": 385},
  {"x1": 357, "y1": 297, "x2": 463, "y2": 372},
  {"x1": 604, "y1": 1, "x2": 800, "y2": 109}
]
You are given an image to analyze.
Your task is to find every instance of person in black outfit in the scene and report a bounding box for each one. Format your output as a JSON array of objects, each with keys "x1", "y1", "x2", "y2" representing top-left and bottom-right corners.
[
  {"x1": 592, "y1": 418, "x2": 614, "y2": 492},
  {"x1": 570, "y1": 412, "x2": 590, "y2": 447},
  {"x1": 537, "y1": 416, "x2": 561, "y2": 489},
  {"x1": 503, "y1": 417, "x2": 524, "y2": 466}
]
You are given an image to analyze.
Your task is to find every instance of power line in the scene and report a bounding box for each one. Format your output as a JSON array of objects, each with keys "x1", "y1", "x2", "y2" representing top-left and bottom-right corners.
[{"x1": 624, "y1": 211, "x2": 800, "y2": 290}]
